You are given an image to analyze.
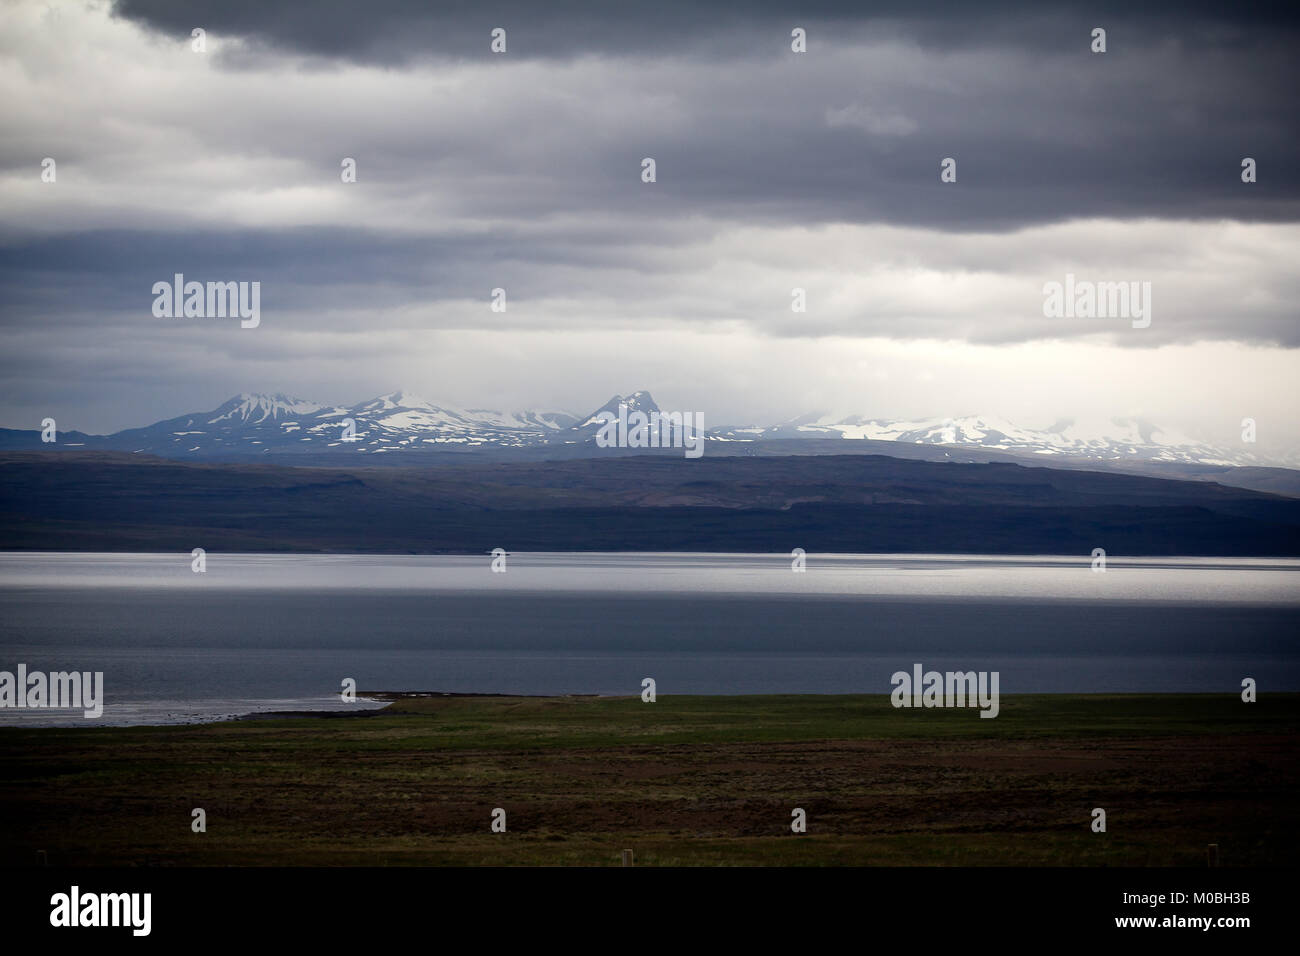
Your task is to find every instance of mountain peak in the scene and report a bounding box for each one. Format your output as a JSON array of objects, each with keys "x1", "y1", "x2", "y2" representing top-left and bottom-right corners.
[
  {"x1": 573, "y1": 391, "x2": 662, "y2": 429},
  {"x1": 606, "y1": 391, "x2": 660, "y2": 412},
  {"x1": 211, "y1": 393, "x2": 322, "y2": 424},
  {"x1": 371, "y1": 389, "x2": 439, "y2": 410}
]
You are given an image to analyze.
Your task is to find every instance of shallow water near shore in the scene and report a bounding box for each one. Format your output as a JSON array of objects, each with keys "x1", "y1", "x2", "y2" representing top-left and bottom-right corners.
[{"x1": 2, "y1": 552, "x2": 1297, "y2": 725}]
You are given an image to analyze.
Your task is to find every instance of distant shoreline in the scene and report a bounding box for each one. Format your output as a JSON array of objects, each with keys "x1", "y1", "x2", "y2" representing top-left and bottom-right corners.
[{"x1": 234, "y1": 691, "x2": 603, "y2": 722}]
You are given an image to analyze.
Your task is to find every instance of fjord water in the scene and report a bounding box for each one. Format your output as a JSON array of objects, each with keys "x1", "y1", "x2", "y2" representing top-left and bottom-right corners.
[{"x1": 1, "y1": 552, "x2": 1297, "y2": 725}]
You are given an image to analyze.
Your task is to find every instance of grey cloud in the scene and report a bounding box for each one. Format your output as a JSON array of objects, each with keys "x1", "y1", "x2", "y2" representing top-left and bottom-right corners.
[
  {"x1": 1, "y1": 0, "x2": 1296, "y2": 441},
  {"x1": 111, "y1": 0, "x2": 1300, "y2": 63},
  {"x1": 7, "y1": 24, "x2": 1298, "y2": 236}
]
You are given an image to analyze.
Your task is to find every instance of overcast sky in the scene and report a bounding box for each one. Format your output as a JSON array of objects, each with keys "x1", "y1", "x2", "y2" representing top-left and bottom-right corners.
[{"x1": 1, "y1": 0, "x2": 1297, "y2": 459}]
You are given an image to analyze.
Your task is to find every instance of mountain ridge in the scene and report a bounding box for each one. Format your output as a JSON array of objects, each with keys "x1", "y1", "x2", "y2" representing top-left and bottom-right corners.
[{"x1": 1, "y1": 389, "x2": 1290, "y2": 470}]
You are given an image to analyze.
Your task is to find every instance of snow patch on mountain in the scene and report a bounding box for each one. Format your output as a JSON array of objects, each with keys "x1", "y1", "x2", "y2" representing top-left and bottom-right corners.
[
  {"x1": 779, "y1": 412, "x2": 1270, "y2": 466},
  {"x1": 207, "y1": 393, "x2": 322, "y2": 425}
]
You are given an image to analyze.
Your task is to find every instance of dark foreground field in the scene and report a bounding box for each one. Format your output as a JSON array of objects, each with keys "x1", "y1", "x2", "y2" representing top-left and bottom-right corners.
[{"x1": 1, "y1": 694, "x2": 1296, "y2": 866}]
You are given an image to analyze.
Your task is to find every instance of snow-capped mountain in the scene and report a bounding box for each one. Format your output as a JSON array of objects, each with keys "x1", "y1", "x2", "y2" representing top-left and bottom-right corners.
[
  {"x1": 101, "y1": 393, "x2": 327, "y2": 455},
  {"x1": 316, "y1": 390, "x2": 578, "y2": 451},
  {"x1": 206, "y1": 393, "x2": 324, "y2": 425},
  {"x1": 16, "y1": 391, "x2": 579, "y2": 457},
  {"x1": 3, "y1": 390, "x2": 1290, "y2": 469},
  {"x1": 710, "y1": 413, "x2": 1277, "y2": 467},
  {"x1": 559, "y1": 391, "x2": 663, "y2": 443}
]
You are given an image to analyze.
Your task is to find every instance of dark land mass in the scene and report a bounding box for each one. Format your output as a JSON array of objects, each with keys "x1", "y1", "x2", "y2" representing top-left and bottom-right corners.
[
  {"x1": 8, "y1": 429, "x2": 1300, "y2": 498},
  {"x1": 0, "y1": 694, "x2": 1294, "y2": 866},
  {"x1": 2, "y1": 451, "x2": 1299, "y2": 554}
]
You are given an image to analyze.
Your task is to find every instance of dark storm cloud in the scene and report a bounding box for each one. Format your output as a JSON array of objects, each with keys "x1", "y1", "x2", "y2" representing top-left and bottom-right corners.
[
  {"x1": 83, "y1": 0, "x2": 1300, "y2": 232},
  {"x1": 0, "y1": 229, "x2": 575, "y2": 319},
  {"x1": 112, "y1": 0, "x2": 1300, "y2": 62}
]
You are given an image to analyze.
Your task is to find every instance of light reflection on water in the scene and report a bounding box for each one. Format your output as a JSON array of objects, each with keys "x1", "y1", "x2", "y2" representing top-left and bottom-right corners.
[{"x1": 2, "y1": 552, "x2": 1297, "y2": 724}]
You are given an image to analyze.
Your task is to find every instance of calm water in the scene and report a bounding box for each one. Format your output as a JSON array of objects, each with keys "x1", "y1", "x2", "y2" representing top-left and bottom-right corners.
[{"x1": 1, "y1": 552, "x2": 1297, "y2": 725}]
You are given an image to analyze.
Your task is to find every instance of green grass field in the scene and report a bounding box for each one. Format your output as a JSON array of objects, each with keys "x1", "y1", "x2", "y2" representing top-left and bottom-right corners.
[{"x1": 1, "y1": 693, "x2": 1296, "y2": 866}]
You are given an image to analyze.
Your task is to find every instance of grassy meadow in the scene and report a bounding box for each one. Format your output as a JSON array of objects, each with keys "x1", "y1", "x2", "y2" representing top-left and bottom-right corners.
[{"x1": 1, "y1": 693, "x2": 1295, "y2": 866}]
